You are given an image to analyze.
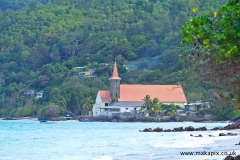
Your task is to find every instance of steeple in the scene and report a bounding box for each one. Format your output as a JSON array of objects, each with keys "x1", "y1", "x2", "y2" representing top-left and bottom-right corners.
[
  {"x1": 110, "y1": 60, "x2": 121, "y2": 80},
  {"x1": 110, "y1": 59, "x2": 121, "y2": 100}
]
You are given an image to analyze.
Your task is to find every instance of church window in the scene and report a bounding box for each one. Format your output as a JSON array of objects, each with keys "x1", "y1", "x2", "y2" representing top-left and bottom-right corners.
[{"x1": 105, "y1": 103, "x2": 108, "y2": 106}]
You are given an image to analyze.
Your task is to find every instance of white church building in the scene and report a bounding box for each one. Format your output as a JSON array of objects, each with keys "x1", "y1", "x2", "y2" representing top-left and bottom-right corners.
[{"x1": 92, "y1": 61, "x2": 187, "y2": 116}]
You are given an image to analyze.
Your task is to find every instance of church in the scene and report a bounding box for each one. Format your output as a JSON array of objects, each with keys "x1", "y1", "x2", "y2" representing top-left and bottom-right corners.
[{"x1": 92, "y1": 60, "x2": 187, "y2": 116}]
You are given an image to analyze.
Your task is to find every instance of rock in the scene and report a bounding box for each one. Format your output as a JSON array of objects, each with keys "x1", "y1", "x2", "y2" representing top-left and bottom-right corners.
[
  {"x1": 185, "y1": 126, "x2": 195, "y2": 131},
  {"x1": 164, "y1": 129, "x2": 171, "y2": 132},
  {"x1": 153, "y1": 127, "x2": 163, "y2": 132},
  {"x1": 234, "y1": 155, "x2": 240, "y2": 160},
  {"x1": 208, "y1": 135, "x2": 214, "y2": 137},
  {"x1": 219, "y1": 133, "x2": 225, "y2": 136},
  {"x1": 224, "y1": 156, "x2": 234, "y2": 160},
  {"x1": 226, "y1": 132, "x2": 237, "y2": 136},
  {"x1": 223, "y1": 122, "x2": 240, "y2": 130},
  {"x1": 194, "y1": 134, "x2": 202, "y2": 137},
  {"x1": 229, "y1": 116, "x2": 240, "y2": 123},
  {"x1": 195, "y1": 128, "x2": 199, "y2": 131},
  {"x1": 219, "y1": 132, "x2": 237, "y2": 136},
  {"x1": 199, "y1": 127, "x2": 207, "y2": 131},
  {"x1": 235, "y1": 141, "x2": 240, "y2": 145},
  {"x1": 142, "y1": 128, "x2": 153, "y2": 132},
  {"x1": 224, "y1": 155, "x2": 240, "y2": 160},
  {"x1": 211, "y1": 126, "x2": 222, "y2": 130},
  {"x1": 190, "y1": 134, "x2": 193, "y2": 137},
  {"x1": 173, "y1": 127, "x2": 184, "y2": 132}
]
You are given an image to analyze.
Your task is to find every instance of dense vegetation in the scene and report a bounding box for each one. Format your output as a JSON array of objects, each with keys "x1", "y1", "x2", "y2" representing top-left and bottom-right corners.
[
  {"x1": 141, "y1": 94, "x2": 182, "y2": 116},
  {"x1": 182, "y1": 0, "x2": 240, "y2": 115},
  {"x1": 1, "y1": 0, "x2": 235, "y2": 119},
  {"x1": 0, "y1": 0, "x2": 55, "y2": 11}
]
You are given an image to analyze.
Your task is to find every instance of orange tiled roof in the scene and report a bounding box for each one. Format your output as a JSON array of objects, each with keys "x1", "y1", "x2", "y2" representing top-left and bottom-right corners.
[
  {"x1": 99, "y1": 90, "x2": 110, "y2": 102},
  {"x1": 118, "y1": 84, "x2": 187, "y2": 103},
  {"x1": 110, "y1": 61, "x2": 121, "y2": 80}
]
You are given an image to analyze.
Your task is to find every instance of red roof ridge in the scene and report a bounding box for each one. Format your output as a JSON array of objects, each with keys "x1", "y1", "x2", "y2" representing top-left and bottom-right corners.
[
  {"x1": 99, "y1": 90, "x2": 110, "y2": 102},
  {"x1": 120, "y1": 84, "x2": 182, "y2": 86},
  {"x1": 118, "y1": 84, "x2": 187, "y2": 103}
]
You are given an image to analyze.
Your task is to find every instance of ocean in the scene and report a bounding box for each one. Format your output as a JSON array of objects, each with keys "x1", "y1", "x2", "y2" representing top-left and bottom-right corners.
[{"x1": 0, "y1": 120, "x2": 239, "y2": 160}]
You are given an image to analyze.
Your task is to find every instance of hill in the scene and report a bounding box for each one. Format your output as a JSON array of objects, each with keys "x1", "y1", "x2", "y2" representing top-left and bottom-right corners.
[{"x1": 0, "y1": 0, "x2": 231, "y2": 118}]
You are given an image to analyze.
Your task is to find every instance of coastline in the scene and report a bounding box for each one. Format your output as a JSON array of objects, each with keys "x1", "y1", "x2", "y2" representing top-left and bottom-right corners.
[
  {"x1": 0, "y1": 120, "x2": 239, "y2": 160},
  {"x1": 0, "y1": 116, "x2": 230, "y2": 123}
]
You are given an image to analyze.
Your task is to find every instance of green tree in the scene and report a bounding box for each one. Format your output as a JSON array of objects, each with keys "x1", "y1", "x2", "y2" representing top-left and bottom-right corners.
[
  {"x1": 151, "y1": 97, "x2": 162, "y2": 115},
  {"x1": 182, "y1": 0, "x2": 240, "y2": 109},
  {"x1": 141, "y1": 94, "x2": 152, "y2": 115},
  {"x1": 82, "y1": 97, "x2": 94, "y2": 111}
]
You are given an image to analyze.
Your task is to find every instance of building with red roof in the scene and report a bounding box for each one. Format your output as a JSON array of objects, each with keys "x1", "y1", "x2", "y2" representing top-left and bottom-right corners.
[{"x1": 92, "y1": 60, "x2": 187, "y2": 116}]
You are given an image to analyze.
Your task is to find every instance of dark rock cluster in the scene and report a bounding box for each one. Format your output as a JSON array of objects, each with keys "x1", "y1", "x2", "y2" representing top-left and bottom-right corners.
[
  {"x1": 140, "y1": 121, "x2": 240, "y2": 133},
  {"x1": 224, "y1": 155, "x2": 240, "y2": 160},
  {"x1": 140, "y1": 126, "x2": 207, "y2": 132},
  {"x1": 211, "y1": 122, "x2": 240, "y2": 130},
  {"x1": 219, "y1": 132, "x2": 237, "y2": 136},
  {"x1": 190, "y1": 134, "x2": 203, "y2": 137},
  {"x1": 223, "y1": 123, "x2": 240, "y2": 130}
]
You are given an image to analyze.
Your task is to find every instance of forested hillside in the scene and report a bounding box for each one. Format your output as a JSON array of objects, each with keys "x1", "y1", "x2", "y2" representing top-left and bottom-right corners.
[
  {"x1": 0, "y1": 0, "x2": 55, "y2": 11},
  {"x1": 0, "y1": 0, "x2": 231, "y2": 119}
]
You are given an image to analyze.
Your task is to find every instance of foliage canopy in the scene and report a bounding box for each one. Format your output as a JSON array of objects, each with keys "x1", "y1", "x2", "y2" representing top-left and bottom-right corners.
[{"x1": 182, "y1": 0, "x2": 240, "y2": 108}]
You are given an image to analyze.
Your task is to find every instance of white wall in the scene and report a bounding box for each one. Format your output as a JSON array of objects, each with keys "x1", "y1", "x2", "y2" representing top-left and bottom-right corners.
[
  {"x1": 93, "y1": 92, "x2": 102, "y2": 116},
  {"x1": 119, "y1": 106, "x2": 141, "y2": 113},
  {"x1": 92, "y1": 92, "x2": 111, "y2": 116}
]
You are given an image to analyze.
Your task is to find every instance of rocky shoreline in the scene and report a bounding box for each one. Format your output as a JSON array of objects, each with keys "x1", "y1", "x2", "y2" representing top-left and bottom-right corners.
[
  {"x1": 140, "y1": 121, "x2": 240, "y2": 160},
  {"x1": 77, "y1": 114, "x2": 212, "y2": 122},
  {"x1": 140, "y1": 121, "x2": 240, "y2": 132}
]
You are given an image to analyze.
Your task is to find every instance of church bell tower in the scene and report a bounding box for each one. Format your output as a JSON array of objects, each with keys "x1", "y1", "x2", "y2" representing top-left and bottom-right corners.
[{"x1": 110, "y1": 60, "x2": 121, "y2": 100}]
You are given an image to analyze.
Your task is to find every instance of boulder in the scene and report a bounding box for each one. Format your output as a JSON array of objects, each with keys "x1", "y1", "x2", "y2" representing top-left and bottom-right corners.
[
  {"x1": 219, "y1": 133, "x2": 225, "y2": 136},
  {"x1": 229, "y1": 116, "x2": 240, "y2": 123},
  {"x1": 185, "y1": 126, "x2": 195, "y2": 131},
  {"x1": 234, "y1": 155, "x2": 240, "y2": 160},
  {"x1": 219, "y1": 132, "x2": 237, "y2": 136},
  {"x1": 211, "y1": 126, "x2": 223, "y2": 130},
  {"x1": 164, "y1": 129, "x2": 172, "y2": 132},
  {"x1": 235, "y1": 141, "x2": 240, "y2": 145},
  {"x1": 223, "y1": 122, "x2": 240, "y2": 130},
  {"x1": 142, "y1": 128, "x2": 153, "y2": 132},
  {"x1": 198, "y1": 127, "x2": 207, "y2": 131},
  {"x1": 173, "y1": 127, "x2": 184, "y2": 132},
  {"x1": 226, "y1": 132, "x2": 237, "y2": 136},
  {"x1": 153, "y1": 127, "x2": 163, "y2": 132},
  {"x1": 224, "y1": 156, "x2": 234, "y2": 160},
  {"x1": 194, "y1": 134, "x2": 202, "y2": 137}
]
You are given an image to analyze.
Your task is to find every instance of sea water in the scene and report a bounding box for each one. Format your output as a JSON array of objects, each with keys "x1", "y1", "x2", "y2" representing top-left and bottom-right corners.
[{"x1": 0, "y1": 120, "x2": 239, "y2": 160}]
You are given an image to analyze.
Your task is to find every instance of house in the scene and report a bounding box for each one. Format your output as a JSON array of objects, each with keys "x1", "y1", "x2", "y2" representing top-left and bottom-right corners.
[
  {"x1": 92, "y1": 60, "x2": 187, "y2": 116},
  {"x1": 184, "y1": 100, "x2": 209, "y2": 112},
  {"x1": 73, "y1": 67, "x2": 97, "y2": 79},
  {"x1": 36, "y1": 90, "x2": 44, "y2": 99},
  {"x1": 77, "y1": 68, "x2": 97, "y2": 79},
  {"x1": 24, "y1": 89, "x2": 35, "y2": 97}
]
